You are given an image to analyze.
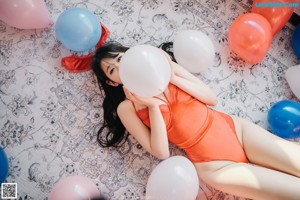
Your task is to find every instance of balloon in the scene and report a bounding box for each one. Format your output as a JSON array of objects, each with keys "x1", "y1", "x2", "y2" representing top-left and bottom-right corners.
[
  {"x1": 55, "y1": 8, "x2": 102, "y2": 52},
  {"x1": 292, "y1": 24, "x2": 300, "y2": 58},
  {"x1": 48, "y1": 175, "x2": 100, "y2": 200},
  {"x1": 0, "y1": 147, "x2": 9, "y2": 184},
  {"x1": 285, "y1": 64, "x2": 300, "y2": 99},
  {"x1": 252, "y1": 0, "x2": 294, "y2": 36},
  {"x1": 146, "y1": 156, "x2": 199, "y2": 200},
  {"x1": 119, "y1": 45, "x2": 171, "y2": 97},
  {"x1": 268, "y1": 100, "x2": 300, "y2": 138},
  {"x1": 228, "y1": 13, "x2": 273, "y2": 64},
  {"x1": 0, "y1": 0, "x2": 52, "y2": 29},
  {"x1": 173, "y1": 30, "x2": 215, "y2": 73}
]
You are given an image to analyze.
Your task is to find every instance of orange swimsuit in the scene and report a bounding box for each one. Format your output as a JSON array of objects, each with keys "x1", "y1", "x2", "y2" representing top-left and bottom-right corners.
[{"x1": 134, "y1": 83, "x2": 248, "y2": 163}]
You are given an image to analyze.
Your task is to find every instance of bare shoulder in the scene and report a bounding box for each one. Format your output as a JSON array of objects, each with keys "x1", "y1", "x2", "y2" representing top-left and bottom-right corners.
[
  {"x1": 117, "y1": 99, "x2": 134, "y2": 114},
  {"x1": 117, "y1": 100, "x2": 144, "y2": 127}
]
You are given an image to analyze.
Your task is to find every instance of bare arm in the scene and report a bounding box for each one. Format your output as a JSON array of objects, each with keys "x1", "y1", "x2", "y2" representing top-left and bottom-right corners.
[
  {"x1": 171, "y1": 61, "x2": 218, "y2": 106},
  {"x1": 163, "y1": 50, "x2": 218, "y2": 106},
  {"x1": 117, "y1": 91, "x2": 170, "y2": 160},
  {"x1": 171, "y1": 61, "x2": 207, "y2": 85}
]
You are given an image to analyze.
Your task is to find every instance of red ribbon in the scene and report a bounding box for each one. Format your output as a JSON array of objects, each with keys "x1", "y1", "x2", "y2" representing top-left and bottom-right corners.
[{"x1": 61, "y1": 23, "x2": 110, "y2": 73}]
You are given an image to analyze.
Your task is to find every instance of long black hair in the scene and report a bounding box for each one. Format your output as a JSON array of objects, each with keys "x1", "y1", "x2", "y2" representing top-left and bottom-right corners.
[
  {"x1": 158, "y1": 42, "x2": 176, "y2": 62},
  {"x1": 92, "y1": 41, "x2": 129, "y2": 147},
  {"x1": 92, "y1": 41, "x2": 175, "y2": 147}
]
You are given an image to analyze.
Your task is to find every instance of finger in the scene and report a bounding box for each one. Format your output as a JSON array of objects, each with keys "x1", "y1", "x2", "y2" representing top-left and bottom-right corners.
[
  {"x1": 131, "y1": 93, "x2": 148, "y2": 105},
  {"x1": 123, "y1": 86, "x2": 129, "y2": 94},
  {"x1": 123, "y1": 86, "x2": 132, "y2": 100},
  {"x1": 123, "y1": 86, "x2": 137, "y2": 102},
  {"x1": 124, "y1": 86, "x2": 137, "y2": 98}
]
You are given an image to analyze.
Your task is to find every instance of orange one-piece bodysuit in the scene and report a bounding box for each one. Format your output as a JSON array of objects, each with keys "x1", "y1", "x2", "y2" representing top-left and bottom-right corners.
[{"x1": 133, "y1": 83, "x2": 249, "y2": 163}]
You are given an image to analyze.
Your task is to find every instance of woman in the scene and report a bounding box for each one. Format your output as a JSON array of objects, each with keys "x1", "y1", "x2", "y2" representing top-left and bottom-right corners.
[{"x1": 92, "y1": 41, "x2": 300, "y2": 200}]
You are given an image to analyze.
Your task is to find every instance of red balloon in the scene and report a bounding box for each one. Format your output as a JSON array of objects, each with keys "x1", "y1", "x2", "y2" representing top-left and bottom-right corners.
[
  {"x1": 228, "y1": 13, "x2": 273, "y2": 64},
  {"x1": 252, "y1": 0, "x2": 294, "y2": 36}
]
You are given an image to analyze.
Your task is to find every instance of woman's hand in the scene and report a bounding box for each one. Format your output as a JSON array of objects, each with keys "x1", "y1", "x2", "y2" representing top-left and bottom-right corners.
[
  {"x1": 119, "y1": 87, "x2": 170, "y2": 160},
  {"x1": 161, "y1": 50, "x2": 218, "y2": 106},
  {"x1": 123, "y1": 86, "x2": 161, "y2": 108}
]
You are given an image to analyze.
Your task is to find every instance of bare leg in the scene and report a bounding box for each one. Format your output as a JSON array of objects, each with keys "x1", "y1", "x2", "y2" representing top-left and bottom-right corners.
[
  {"x1": 194, "y1": 117, "x2": 300, "y2": 199},
  {"x1": 235, "y1": 117, "x2": 300, "y2": 177},
  {"x1": 195, "y1": 161, "x2": 300, "y2": 200}
]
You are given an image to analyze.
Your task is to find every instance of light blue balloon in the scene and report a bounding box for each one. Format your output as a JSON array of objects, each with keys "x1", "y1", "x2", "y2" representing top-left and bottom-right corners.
[{"x1": 55, "y1": 7, "x2": 101, "y2": 52}]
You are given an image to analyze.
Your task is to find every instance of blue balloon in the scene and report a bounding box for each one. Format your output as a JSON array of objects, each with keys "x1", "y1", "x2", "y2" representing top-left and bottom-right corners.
[
  {"x1": 268, "y1": 100, "x2": 300, "y2": 138},
  {"x1": 0, "y1": 147, "x2": 9, "y2": 184},
  {"x1": 292, "y1": 24, "x2": 300, "y2": 58},
  {"x1": 55, "y1": 7, "x2": 102, "y2": 52}
]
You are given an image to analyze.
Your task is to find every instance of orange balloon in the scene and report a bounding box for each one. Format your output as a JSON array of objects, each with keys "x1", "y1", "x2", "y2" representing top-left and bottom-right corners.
[
  {"x1": 228, "y1": 13, "x2": 272, "y2": 64},
  {"x1": 252, "y1": 0, "x2": 294, "y2": 36}
]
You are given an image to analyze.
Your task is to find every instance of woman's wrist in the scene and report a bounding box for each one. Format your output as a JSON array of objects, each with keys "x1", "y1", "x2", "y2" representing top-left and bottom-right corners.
[{"x1": 147, "y1": 103, "x2": 160, "y2": 110}]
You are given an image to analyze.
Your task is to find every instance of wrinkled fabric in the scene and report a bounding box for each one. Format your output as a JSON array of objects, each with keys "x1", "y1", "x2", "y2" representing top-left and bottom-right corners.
[{"x1": 61, "y1": 23, "x2": 110, "y2": 73}]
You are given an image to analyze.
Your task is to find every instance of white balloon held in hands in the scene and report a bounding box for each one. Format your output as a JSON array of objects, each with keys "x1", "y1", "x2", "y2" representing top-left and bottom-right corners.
[
  {"x1": 173, "y1": 30, "x2": 215, "y2": 73},
  {"x1": 119, "y1": 45, "x2": 171, "y2": 97}
]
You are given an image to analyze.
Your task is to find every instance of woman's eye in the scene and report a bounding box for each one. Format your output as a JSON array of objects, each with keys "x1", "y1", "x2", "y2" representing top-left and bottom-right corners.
[
  {"x1": 109, "y1": 68, "x2": 115, "y2": 74},
  {"x1": 117, "y1": 56, "x2": 122, "y2": 62}
]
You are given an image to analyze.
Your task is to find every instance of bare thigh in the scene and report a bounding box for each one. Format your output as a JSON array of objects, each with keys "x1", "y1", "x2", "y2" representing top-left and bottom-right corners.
[
  {"x1": 194, "y1": 161, "x2": 300, "y2": 200},
  {"x1": 232, "y1": 117, "x2": 300, "y2": 177}
]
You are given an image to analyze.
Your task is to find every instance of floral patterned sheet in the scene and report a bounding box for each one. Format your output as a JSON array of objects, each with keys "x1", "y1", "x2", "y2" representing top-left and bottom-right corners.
[{"x1": 0, "y1": 0, "x2": 299, "y2": 199}]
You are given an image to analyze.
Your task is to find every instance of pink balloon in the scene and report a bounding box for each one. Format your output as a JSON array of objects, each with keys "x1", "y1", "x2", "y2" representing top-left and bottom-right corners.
[
  {"x1": 0, "y1": 0, "x2": 52, "y2": 29},
  {"x1": 48, "y1": 176, "x2": 100, "y2": 200}
]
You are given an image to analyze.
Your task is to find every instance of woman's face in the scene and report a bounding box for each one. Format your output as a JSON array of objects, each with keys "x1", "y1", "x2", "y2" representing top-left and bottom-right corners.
[{"x1": 100, "y1": 52, "x2": 124, "y2": 86}]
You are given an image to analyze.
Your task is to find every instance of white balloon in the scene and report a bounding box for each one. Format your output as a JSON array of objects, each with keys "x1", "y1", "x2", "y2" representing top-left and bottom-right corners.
[
  {"x1": 285, "y1": 64, "x2": 300, "y2": 99},
  {"x1": 146, "y1": 156, "x2": 199, "y2": 200},
  {"x1": 173, "y1": 30, "x2": 215, "y2": 73},
  {"x1": 119, "y1": 45, "x2": 171, "y2": 97}
]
